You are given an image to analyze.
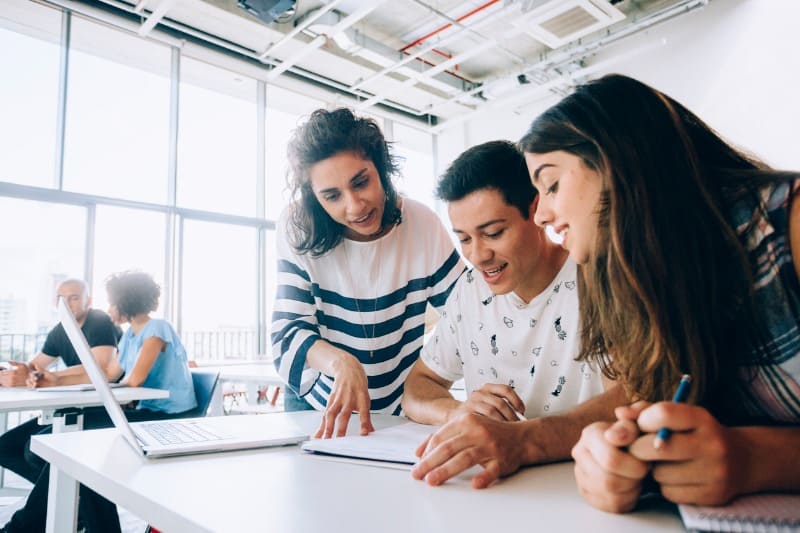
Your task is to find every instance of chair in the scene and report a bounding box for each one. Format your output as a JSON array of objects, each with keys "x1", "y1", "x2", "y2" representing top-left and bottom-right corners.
[{"x1": 181, "y1": 369, "x2": 220, "y2": 418}]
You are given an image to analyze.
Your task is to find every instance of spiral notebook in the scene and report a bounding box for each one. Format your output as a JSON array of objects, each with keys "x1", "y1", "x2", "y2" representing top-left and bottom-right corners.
[{"x1": 679, "y1": 493, "x2": 800, "y2": 532}]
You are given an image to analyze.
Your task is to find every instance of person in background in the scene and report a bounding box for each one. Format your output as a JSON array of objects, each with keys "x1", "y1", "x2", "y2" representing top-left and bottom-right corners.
[
  {"x1": 402, "y1": 140, "x2": 621, "y2": 488},
  {"x1": 271, "y1": 108, "x2": 464, "y2": 438},
  {"x1": 520, "y1": 73, "x2": 800, "y2": 512},
  {"x1": 0, "y1": 279, "x2": 119, "y2": 484},
  {"x1": 1, "y1": 271, "x2": 196, "y2": 533}
]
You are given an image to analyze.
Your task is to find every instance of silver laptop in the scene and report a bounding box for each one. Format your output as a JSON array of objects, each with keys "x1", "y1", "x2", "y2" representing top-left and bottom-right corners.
[{"x1": 57, "y1": 297, "x2": 308, "y2": 458}]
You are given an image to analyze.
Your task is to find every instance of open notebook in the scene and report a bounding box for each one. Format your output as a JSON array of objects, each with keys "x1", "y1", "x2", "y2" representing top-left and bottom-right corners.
[
  {"x1": 301, "y1": 421, "x2": 436, "y2": 468},
  {"x1": 679, "y1": 493, "x2": 800, "y2": 532},
  {"x1": 37, "y1": 383, "x2": 126, "y2": 392}
]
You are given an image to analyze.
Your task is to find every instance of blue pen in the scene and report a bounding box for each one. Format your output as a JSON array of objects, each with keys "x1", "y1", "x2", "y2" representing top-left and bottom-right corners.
[{"x1": 653, "y1": 374, "x2": 692, "y2": 450}]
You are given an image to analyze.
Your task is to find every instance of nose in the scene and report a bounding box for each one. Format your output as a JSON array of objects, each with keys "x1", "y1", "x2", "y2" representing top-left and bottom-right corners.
[
  {"x1": 344, "y1": 191, "x2": 366, "y2": 217},
  {"x1": 468, "y1": 238, "x2": 493, "y2": 266},
  {"x1": 534, "y1": 195, "x2": 553, "y2": 228}
]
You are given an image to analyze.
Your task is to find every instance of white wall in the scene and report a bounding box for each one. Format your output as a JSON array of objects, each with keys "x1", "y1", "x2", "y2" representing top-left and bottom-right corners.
[{"x1": 448, "y1": 0, "x2": 800, "y2": 170}]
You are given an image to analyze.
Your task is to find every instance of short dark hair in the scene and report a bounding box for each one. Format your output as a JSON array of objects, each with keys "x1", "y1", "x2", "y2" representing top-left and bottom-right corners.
[
  {"x1": 105, "y1": 271, "x2": 160, "y2": 319},
  {"x1": 436, "y1": 140, "x2": 536, "y2": 218},
  {"x1": 286, "y1": 108, "x2": 402, "y2": 256}
]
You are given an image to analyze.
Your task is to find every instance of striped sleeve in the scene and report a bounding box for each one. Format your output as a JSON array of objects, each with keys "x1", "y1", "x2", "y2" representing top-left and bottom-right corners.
[
  {"x1": 426, "y1": 219, "x2": 465, "y2": 311},
  {"x1": 270, "y1": 218, "x2": 321, "y2": 396}
]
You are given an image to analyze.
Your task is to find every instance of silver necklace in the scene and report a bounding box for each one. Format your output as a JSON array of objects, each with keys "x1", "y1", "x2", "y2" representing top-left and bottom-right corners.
[{"x1": 344, "y1": 236, "x2": 383, "y2": 359}]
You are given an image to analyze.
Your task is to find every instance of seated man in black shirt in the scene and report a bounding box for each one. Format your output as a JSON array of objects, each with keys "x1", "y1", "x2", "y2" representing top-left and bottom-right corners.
[{"x1": 0, "y1": 278, "x2": 120, "y2": 483}]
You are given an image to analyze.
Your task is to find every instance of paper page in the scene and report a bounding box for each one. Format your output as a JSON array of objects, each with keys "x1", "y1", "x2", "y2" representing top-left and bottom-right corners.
[
  {"x1": 679, "y1": 493, "x2": 800, "y2": 532},
  {"x1": 301, "y1": 421, "x2": 436, "y2": 465}
]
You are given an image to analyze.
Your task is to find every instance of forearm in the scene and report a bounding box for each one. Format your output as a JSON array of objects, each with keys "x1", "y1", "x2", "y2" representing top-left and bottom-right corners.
[
  {"x1": 520, "y1": 384, "x2": 627, "y2": 464},
  {"x1": 402, "y1": 375, "x2": 460, "y2": 425},
  {"x1": 734, "y1": 425, "x2": 800, "y2": 495},
  {"x1": 306, "y1": 339, "x2": 356, "y2": 377}
]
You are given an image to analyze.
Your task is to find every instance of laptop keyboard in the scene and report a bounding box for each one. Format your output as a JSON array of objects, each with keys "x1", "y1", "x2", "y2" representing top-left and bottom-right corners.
[{"x1": 141, "y1": 421, "x2": 230, "y2": 445}]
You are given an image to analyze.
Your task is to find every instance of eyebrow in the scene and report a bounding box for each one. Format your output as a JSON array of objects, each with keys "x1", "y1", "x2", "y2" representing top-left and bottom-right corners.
[
  {"x1": 452, "y1": 218, "x2": 505, "y2": 233},
  {"x1": 316, "y1": 168, "x2": 369, "y2": 195},
  {"x1": 531, "y1": 163, "x2": 555, "y2": 182}
]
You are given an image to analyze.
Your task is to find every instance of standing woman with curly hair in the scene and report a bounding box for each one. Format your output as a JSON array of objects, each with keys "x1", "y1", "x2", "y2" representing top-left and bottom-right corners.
[
  {"x1": 271, "y1": 108, "x2": 464, "y2": 438},
  {"x1": 519, "y1": 74, "x2": 800, "y2": 513}
]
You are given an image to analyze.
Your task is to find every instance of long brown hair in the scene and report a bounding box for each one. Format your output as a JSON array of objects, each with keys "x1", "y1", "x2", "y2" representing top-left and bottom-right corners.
[{"x1": 519, "y1": 74, "x2": 795, "y2": 422}]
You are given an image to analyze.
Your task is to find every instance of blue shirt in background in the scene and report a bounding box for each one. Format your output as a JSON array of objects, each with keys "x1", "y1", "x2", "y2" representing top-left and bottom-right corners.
[{"x1": 118, "y1": 318, "x2": 196, "y2": 414}]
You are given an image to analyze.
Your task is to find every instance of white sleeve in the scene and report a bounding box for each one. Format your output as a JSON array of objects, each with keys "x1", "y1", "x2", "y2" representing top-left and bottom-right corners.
[{"x1": 269, "y1": 212, "x2": 321, "y2": 396}]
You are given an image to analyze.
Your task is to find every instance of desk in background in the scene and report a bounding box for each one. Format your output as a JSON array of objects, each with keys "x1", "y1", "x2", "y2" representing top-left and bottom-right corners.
[
  {"x1": 32, "y1": 411, "x2": 683, "y2": 533},
  {"x1": 195, "y1": 361, "x2": 283, "y2": 415},
  {"x1": 0, "y1": 386, "x2": 169, "y2": 531}
]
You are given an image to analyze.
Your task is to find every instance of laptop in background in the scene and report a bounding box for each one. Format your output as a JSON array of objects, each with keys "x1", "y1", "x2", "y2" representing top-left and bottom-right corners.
[{"x1": 57, "y1": 297, "x2": 308, "y2": 458}]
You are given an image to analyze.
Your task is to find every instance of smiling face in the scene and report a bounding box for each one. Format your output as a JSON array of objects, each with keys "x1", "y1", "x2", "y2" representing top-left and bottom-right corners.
[
  {"x1": 448, "y1": 188, "x2": 542, "y2": 300},
  {"x1": 526, "y1": 150, "x2": 603, "y2": 265},
  {"x1": 309, "y1": 151, "x2": 387, "y2": 241}
]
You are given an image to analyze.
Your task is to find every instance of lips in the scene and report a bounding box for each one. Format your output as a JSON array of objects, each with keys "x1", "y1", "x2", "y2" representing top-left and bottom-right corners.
[
  {"x1": 351, "y1": 209, "x2": 375, "y2": 226},
  {"x1": 482, "y1": 263, "x2": 508, "y2": 281}
]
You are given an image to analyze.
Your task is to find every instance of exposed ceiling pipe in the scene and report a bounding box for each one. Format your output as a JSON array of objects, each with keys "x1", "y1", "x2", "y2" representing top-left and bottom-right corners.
[
  {"x1": 256, "y1": 0, "x2": 345, "y2": 60},
  {"x1": 356, "y1": 37, "x2": 501, "y2": 110},
  {"x1": 138, "y1": 0, "x2": 177, "y2": 36},
  {"x1": 265, "y1": 0, "x2": 388, "y2": 80},
  {"x1": 431, "y1": 37, "x2": 668, "y2": 134},
  {"x1": 44, "y1": 0, "x2": 435, "y2": 119},
  {"x1": 405, "y1": 0, "x2": 524, "y2": 66},
  {"x1": 349, "y1": 1, "x2": 521, "y2": 92},
  {"x1": 305, "y1": 11, "x2": 472, "y2": 96},
  {"x1": 424, "y1": 0, "x2": 709, "y2": 116}
]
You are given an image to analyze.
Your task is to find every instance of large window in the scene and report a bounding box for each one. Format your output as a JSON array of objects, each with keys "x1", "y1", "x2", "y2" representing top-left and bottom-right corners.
[
  {"x1": 178, "y1": 58, "x2": 258, "y2": 217},
  {"x1": 264, "y1": 85, "x2": 324, "y2": 220},
  {"x1": 393, "y1": 122, "x2": 437, "y2": 212},
  {"x1": 91, "y1": 205, "x2": 167, "y2": 316},
  {"x1": 0, "y1": 0, "x2": 61, "y2": 188},
  {"x1": 0, "y1": 198, "x2": 85, "y2": 359},
  {"x1": 181, "y1": 220, "x2": 258, "y2": 359},
  {"x1": 63, "y1": 17, "x2": 171, "y2": 203}
]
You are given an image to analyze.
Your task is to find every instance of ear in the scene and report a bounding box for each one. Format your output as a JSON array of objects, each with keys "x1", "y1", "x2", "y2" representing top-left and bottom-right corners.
[{"x1": 529, "y1": 195, "x2": 540, "y2": 218}]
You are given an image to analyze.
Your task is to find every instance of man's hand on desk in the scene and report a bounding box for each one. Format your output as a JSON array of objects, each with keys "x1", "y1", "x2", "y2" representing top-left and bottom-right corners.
[
  {"x1": 0, "y1": 361, "x2": 31, "y2": 387},
  {"x1": 26, "y1": 363, "x2": 59, "y2": 388},
  {"x1": 412, "y1": 412, "x2": 527, "y2": 489},
  {"x1": 450, "y1": 384, "x2": 526, "y2": 423}
]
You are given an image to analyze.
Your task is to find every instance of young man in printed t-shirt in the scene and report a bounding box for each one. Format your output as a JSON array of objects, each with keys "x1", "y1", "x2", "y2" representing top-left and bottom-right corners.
[{"x1": 402, "y1": 141, "x2": 626, "y2": 489}]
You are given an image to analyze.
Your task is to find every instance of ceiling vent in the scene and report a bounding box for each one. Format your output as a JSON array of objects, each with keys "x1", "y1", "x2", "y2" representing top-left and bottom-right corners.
[
  {"x1": 238, "y1": 0, "x2": 296, "y2": 24},
  {"x1": 516, "y1": 0, "x2": 625, "y2": 49}
]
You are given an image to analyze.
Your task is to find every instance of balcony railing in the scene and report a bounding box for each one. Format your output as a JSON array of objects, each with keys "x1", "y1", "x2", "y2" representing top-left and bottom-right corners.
[
  {"x1": 1, "y1": 330, "x2": 265, "y2": 363},
  {"x1": 181, "y1": 328, "x2": 262, "y2": 361},
  {"x1": 0, "y1": 333, "x2": 47, "y2": 362}
]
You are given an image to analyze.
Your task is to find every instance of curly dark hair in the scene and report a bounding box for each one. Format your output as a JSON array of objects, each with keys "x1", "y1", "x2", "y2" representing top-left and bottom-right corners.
[
  {"x1": 286, "y1": 107, "x2": 402, "y2": 256},
  {"x1": 105, "y1": 271, "x2": 160, "y2": 319}
]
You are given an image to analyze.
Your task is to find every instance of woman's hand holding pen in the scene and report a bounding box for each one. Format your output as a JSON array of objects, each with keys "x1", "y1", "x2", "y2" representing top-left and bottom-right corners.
[
  {"x1": 627, "y1": 403, "x2": 752, "y2": 506},
  {"x1": 571, "y1": 401, "x2": 650, "y2": 513}
]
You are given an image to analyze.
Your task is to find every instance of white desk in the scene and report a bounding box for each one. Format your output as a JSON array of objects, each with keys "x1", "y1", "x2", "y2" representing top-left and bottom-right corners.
[
  {"x1": 199, "y1": 362, "x2": 283, "y2": 416},
  {"x1": 0, "y1": 386, "x2": 168, "y2": 532},
  {"x1": 32, "y1": 412, "x2": 683, "y2": 533}
]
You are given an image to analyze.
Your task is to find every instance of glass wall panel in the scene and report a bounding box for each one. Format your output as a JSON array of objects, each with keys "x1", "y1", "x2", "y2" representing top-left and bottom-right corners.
[
  {"x1": 0, "y1": 0, "x2": 61, "y2": 188},
  {"x1": 264, "y1": 85, "x2": 324, "y2": 221},
  {"x1": 0, "y1": 198, "x2": 85, "y2": 359},
  {"x1": 393, "y1": 122, "x2": 437, "y2": 212},
  {"x1": 178, "y1": 58, "x2": 257, "y2": 216},
  {"x1": 63, "y1": 17, "x2": 171, "y2": 204},
  {"x1": 181, "y1": 219, "x2": 257, "y2": 360},
  {"x1": 91, "y1": 205, "x2": 167, "y2": 317}
]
